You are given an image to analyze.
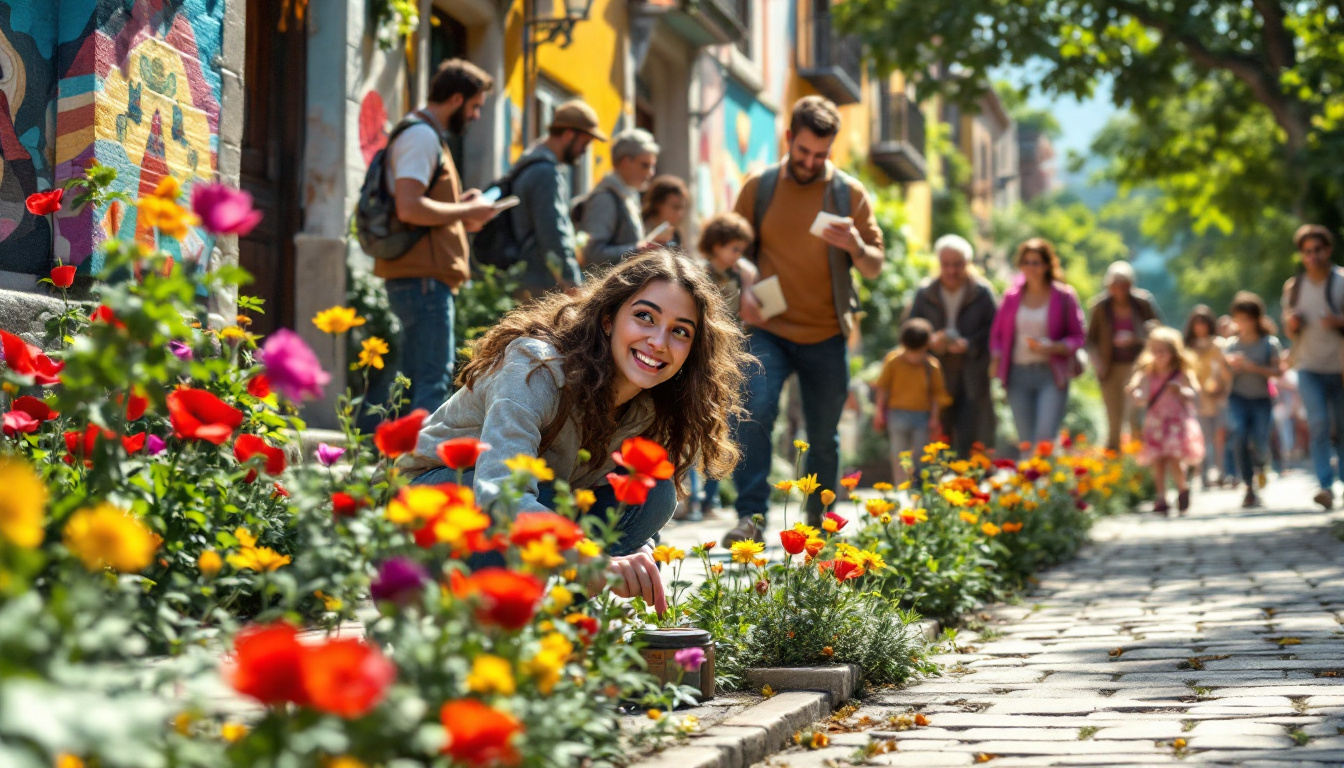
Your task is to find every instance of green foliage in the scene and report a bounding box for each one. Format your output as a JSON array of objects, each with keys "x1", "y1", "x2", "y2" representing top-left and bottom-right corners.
[{"x1": 991, "y1": 190, "x2": 1130, "y2": 302}]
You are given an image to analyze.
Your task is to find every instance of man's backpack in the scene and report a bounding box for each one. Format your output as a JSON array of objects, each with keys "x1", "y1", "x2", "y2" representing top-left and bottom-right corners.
[
  {"x1": 1286, "y1": 266, "x2": 1344, "y2": 337},
  {"x1": 471, "y1": 155, "x2": 555, "y2": 271},
  {"x1": 354, "y1": 112, "x2": 443, "y2": 261}
]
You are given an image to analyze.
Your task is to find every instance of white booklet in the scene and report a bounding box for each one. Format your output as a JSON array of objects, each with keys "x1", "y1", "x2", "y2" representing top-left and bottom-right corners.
[
  {"x1": 809, "y1": 211, "x2": 850, "y2": 238},
  {"x1": 750, "y1": 275, "x2": 788, "y2": 320}
]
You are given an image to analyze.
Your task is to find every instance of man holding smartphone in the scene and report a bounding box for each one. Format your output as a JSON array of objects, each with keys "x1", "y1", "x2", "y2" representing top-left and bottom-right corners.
[{"x1": 376, "y1": 59, "x2": 499, "y2": 414}]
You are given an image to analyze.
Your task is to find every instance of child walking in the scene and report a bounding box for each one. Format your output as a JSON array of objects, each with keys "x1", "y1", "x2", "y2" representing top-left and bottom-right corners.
[
  {"x1": 1222, "y1": 291, "x2": 1282, "y2": 508},
  {"x1": 1126, "y1": 326, "x2": 1205, "y2": 515},
  {"x1": 874, "y1": 318, "x2": 953, "y2": 485}
]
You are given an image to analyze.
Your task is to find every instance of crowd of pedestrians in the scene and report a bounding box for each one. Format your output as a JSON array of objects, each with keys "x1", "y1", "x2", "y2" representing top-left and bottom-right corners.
[{"x1": 371, "y1": 58, "x2": 1341, "y2": 551}]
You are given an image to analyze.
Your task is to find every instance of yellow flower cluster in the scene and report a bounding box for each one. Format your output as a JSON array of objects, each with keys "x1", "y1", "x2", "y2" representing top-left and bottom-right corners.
[
  {"x1": 63, "y1": 503, "x2": 159, "y2": 573},
  {"x1": 137, "y1": 177, "x2": 199, "y2": 239},
  {"x1": 227, "y1": 527, "x2": 291, "y2": 572},
  {"x1": 312, "y1": 306, "x2": 366, "y2": 334},
  {"x1": 0, "y1": 458, "x2": 47, "y2": 549}
]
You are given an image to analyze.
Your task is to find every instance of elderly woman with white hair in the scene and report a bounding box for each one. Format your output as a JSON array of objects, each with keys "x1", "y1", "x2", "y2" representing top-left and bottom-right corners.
[
  {"x1": 905, "y1": 234, "x2": 1000, "y2": 456},
  {"x1": 577, "y1": 128, "x2": 661, "y2": 272},
  {"x1": 1085, "y1": 260, "x2": 1163, "y2": 451}
]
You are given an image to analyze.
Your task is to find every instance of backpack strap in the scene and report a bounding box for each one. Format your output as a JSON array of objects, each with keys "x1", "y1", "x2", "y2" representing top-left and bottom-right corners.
[
  {"x1": 381, "y1": 111, "x2": 445, "y2": 197},
  {"x1": 748, "y1": 165, "x2": 781, "y2": 263},
  {"x1": 824, "y1": 168, "x2": 861, "y2": 337}
]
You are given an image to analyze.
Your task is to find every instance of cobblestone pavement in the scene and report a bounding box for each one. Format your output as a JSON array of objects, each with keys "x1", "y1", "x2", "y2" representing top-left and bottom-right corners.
[{"x1": 761, "y1": 474, "x2": 1344, "y2": 767}]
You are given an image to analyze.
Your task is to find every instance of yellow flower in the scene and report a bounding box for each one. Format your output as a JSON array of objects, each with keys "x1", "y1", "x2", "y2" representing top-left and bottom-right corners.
[
  {"x1": 872, "y1": 482, "x2": 894, "y2": 492},
  {"x1": 678, "y1": 714, "x2": 701, "y2": 734},
  {"x1": 549, "y1": 585, "x2": 575, "y2": 610},
  {"x1": 795, "y1": 474, "x2": 821, "y2": 496},
  {"x1": 1023, "y1": 500, "x2": 1040, "y2": 512},
  {"x1": 315, "y1": 590, "x2": 344, "y2": 611},
  {"x1": 897, "y1": 480, "x2": 912, "y2": 490},
  {"x1": 922, "y1": 441, "x2": 950, "y2": 456},
  {"x1": 198, "y1": 550, "x2": 223, "y2": 577},
  {"x1": 576, "y1": 538, "x2": 603, "y2": 558},
  {"x1": 647, "y1": 709, "x2": 663, "y2": 720},
  {"x1": 172, "y1": 711, "x2": 195, "y2": 736},
  {"x1": 856, "y1": 550, "x2": 886, "y2": 571},
  {"x1": 774, "y1": 480, "x2": 794, "y2": 493},
  {"x1": 0, "y1": 458, "x2": 47, "y2": 548},
  {"x1": 822, "y1": 518, "x2": 840, "y2": 533},
  {"x1": 1053, "y1": 471, "x2": 1068, "y2": 484},
  {"x1": 63, "y1": 503, "x2": 159, "y2": 573},
  {"x1": 385, "y1": 485, "x2": 455, "y2": 525},
  {"x1": 710, "y1": 563, "x2": 724, "y2": 575},
  {"x1": 152, "y1": 176, "x2": 182, "y2": 200},
  {"x1": 820, "y1": 489, "x2": 837, "y2": 506},
  {"x1": 999, "y1": 491, "x2": 1023, "y2": 509},
  {"x1": 574, "y1": 489, "x2": 596, "y2": 513},
  {"x1": 940, "y1": 488, "x2": 971, "y2": 507},
  {"x1": 136, "y1": 194, "x2": 198, "y2": 239},
  {"x1": 325, "y1": 757, "x2": 369, "y2": 768},
  {"x1": 467, "y1": 654, "x2": 517, "y2": 696},
  {"x1": 312, "y1": 306, "x2": 366, "y2": 334},
  {"x1": 880, "y1": 513, "x2": 891, "y2": 524},
  {"x1": 811, "y1": 732, "x2": 831, "y2": 748},
  {"x1": 217, "y1": 326, "x2": 255, "y2": 345},
  {"x1": 752, "y1": 557, "x2": 767, "y2": 567},
  {"x1": 794, "y1": 439, "x2": 810, "y2": 452},
  {"x1": 899, "y1": 508, "x2": 929, "y2": 525},
  {"x1": 1173, "y1": 738, "x2": 1187, "y2": 750},
  {"x1": 730, "y1": 540, "x2": 764, "y2": 564},
  {"x1": 226, "y1": 526, "x2": 291, "y2": 572},
  {"x1": 959, "y1": 511, "x2": 979, "y2": 525},
  {"x1": 357, "y1": 336, "x2": 389, "y2": 369},
  {"x1": 55, "y1": 755, "x2": 84, "y2": 768},
  {"x1": 221, "y1": 721, "x2": 249, "y2": 743},
  {"x1": 864, "y1": 498, "x2": 895, "y2": 517},
  {"x1": 981, "y1": 522, "x2": 1001, "y2": 537},
  {"x1": 791, "y1": 522, "x2": 819, "y2": 537},
  {"x1": 652, "y1": 544, "x2": 686, "y2": 563},
  {"x1": 949, "y1": 460, "x2": 972, "y2": 475},
  {"x1": 520, "y1": 537, "x2": 566, "y2": 570},
  {"x1": 524, "y1": 634, "x2": 573, "y2": 694},
  {"x1": 506, "y1": 454, "x2": 555, "y2": 481}
]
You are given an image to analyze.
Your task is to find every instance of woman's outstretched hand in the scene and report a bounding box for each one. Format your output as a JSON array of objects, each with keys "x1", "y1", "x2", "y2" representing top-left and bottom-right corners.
[{"x1": 606, "y1": 551, "x2": 668, "y2": 615}]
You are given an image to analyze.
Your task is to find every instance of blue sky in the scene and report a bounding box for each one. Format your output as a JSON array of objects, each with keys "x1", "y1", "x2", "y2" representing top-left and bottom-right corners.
[{"x1": 999, "y1": 68, "x2": 1117, "y2": 164}]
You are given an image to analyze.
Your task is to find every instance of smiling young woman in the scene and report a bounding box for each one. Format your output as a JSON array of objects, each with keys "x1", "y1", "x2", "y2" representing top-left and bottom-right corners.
[{"x1": 400, "y1": 248, "x2": 751, "y2": 610}]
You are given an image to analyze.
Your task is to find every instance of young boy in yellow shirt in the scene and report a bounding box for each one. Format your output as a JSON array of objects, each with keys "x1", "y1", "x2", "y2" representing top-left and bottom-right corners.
[{"x1": 873, "y1": 318, "x2": 953, "y2": 484}]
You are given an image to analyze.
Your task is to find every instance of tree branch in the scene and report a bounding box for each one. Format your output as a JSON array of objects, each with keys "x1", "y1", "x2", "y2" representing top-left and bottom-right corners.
[{"x1": 1250, "y1": 0, "x2": 1293, "y2": 72}]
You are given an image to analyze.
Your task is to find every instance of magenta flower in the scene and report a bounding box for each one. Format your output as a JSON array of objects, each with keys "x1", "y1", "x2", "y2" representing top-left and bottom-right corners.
[
  {"x1": 316, "y1": 442, "x2": 345, "y2": 467},
  {"x1": 169, "y1": 341, "x2": 193, "y2": 360},
  {"x1": 673, "y1": 647, "x2": 705, "y2": 672},
  {"x1": 370, "y1": 557, "x2": 429, "y2": 605},
  {"x1": 255, "y1": 329, "x2": 330, "y2": 403},
  {"x1": 146, "y1": 434, "x2": 167, "y2": 456},
  {"x1": 191, "y1": 182, "x2": 263, "y2": 236}
]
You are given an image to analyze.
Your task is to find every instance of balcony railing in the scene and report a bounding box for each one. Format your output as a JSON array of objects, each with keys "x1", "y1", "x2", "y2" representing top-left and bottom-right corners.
[
  {"x1": 639, "y1": 0, "x2": 747, "y2": 47},
  {"x1": 871, "y1": 89, "x2": 927, "y2": 182},
  {"x1": 797, "y1": 2, "x2": 862, "y2": 104}
]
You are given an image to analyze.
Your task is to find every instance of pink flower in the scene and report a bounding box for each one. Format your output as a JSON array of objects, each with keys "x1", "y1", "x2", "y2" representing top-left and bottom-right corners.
[
  {"x1": 191, "y1": 182, "x2": 263, "y2": 236},
  {"x1": 146, "y1": 434, "x2": 167, "y2": 456},
  {"x1": 316, "y1": 442, "x2": 345, "y2": 467},
  {"x1": 673, "y1": 647, "x2": 706, "y2": 671},
  {"x1": 256, "y1": 329, "x2": 330, "y2": 403},
  {"x1": 169, "y1": 341, "x2": 193, "y2": 360}
]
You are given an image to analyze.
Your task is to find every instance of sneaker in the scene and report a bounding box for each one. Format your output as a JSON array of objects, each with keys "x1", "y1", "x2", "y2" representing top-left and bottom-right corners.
[
  {"x1": 1314, "y1": 489, "x2": 1333, "y2": 510},
  {"x1": 1242, "y1": 489, "x2": 1260, "y2": 508},
  {"x1": 1153, "y1": 499, "x2": 1170, "y2": 517},
  {"x1": 1177, "y1": 489, "x2": 1190, "y2": 515},
  {"x1": 722, "y1": 518, "x2": 762, "y2": 545}
]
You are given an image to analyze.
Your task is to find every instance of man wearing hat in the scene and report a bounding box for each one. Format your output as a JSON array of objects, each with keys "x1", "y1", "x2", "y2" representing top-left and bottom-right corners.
[{"x1": 510, "y1": 99, "x2": 608, "y2": 297}]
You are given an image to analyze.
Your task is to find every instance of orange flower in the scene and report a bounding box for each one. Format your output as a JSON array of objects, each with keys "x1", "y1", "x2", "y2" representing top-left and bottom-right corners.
[
  {"x1": 839, "y1": 471, "x2": 861, "y2": 492},
  {"x1": 1002, "y1": 521, "x2": 1024, "y2": 533},
  {"x1": 167, "y1": 388, "x2": 244, "y2": 445},
  {"x1": 374, "y1": 409, "x2": 427, "y2": 458},
  {"x1": 301, "y1": 639, "x2": 396, "y2": 718},
  {"x1": 612, "y1": 436, "x2": 675, "y2": 479},
  {"x1": 227, "y1": 622, "x2": 309, "y2": 706},
  {"x1": 804, "y1": 537, "x2": 825, "y2": 557},
  {"x1": 509, "y1": 512, "x2": 585, "y2": 550},
  {"x1": 780, "y1": 529, "x2": 808, "y2": 555},
  {"x1": 440, "y1": 699, "x2": 522, "y2": 767},
  {"x1": 451, "y1": 568, "x2": 546, "y2": 630},
  {"x1": 437, "y1": 437, "x2": 491, "y2": 470}
]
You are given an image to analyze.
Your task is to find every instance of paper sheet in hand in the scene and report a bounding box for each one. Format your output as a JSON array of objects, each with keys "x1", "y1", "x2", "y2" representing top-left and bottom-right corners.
[
  {"x1": 750, "y1": 275, "x2": 788, "y2": 320},
  {"x1": 809, "y1": 211, "x2": 850, "y2": 239},
  {"x1": 492, "y1": 196, "x2": 521, "y2": 212}
]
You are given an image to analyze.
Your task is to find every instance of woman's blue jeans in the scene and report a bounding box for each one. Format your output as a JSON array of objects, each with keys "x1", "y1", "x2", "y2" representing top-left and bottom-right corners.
[
  {"x1": 1226, "y1": 394, "x2": 1273, "y2": 485},
  {"x1": 411, "y1": 467, "x2": 676, "y2": 568},
  {"x1": 1005, "y1": 363, "x2": 1069, "y2": 446}
]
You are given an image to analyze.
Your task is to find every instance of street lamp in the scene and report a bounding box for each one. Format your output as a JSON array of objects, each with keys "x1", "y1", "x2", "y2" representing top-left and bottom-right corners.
[{"x1": 521, "y1": 0, "x2": 595, "y2": 138}]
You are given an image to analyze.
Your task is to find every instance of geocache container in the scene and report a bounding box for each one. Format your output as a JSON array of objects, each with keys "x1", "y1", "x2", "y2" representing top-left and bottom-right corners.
[{"x1": 635, "y1": 627, "x2": 715, "y2": 702}]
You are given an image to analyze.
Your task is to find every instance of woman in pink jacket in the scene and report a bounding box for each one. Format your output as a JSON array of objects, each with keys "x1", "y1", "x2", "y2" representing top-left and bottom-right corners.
[{"x1": 989, "y1": 238, "x2": 1087, "y2": 446}]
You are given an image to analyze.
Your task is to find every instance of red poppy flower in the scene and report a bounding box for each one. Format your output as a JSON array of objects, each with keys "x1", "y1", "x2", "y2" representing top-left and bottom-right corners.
[
  {"x1": 1074, "y1": 466, "x2": 1088, "y2": 476},
  {"x1": 819, "y1": 559, "x2": 863, "y2": 582},
  {"x1": 90, "y1": 305, "x2": 126, "y2": 329},
  {"x1": 993, "y1": 459, "x2": 1018, "y2": 470},
  {"x1": 436, "y1": 436, "x2": 491, "y2": 470},
  {"x1": 440, "y1": 699, "x2": 522, "y2": 767},
  {"x1": 569, "y1": 614, "x2": 600, "y2": 644},
  {"x1": 11, "y1": 395, "x2": 58, "y2": 423},
  {"x1": 49, "y1": 265, "x2": 76, "y2": 289},
  {"x1": 167, "y1": 388, "x2": 244, "y2": 445},
  {"x1": 272, "y1": 483, "x2": 290, "y2": 499},
  {"x1": 63, "y1": 425, "x2": 110, "y2": 467},
  {"x1": 779, "y1": 529, "x2": 808, "y2": 555},
  {"x1": 121, "y1": 390, "x2": 148, "y2": 421},
  {"x1": 612, "y1": 436, "x2": 675, "y2": 480},
  {"x1": 839, "y1": 471, "x2": 862, "y2": 491},
  {"x1": 227, "y1": 622, "x2": 310, "y2": 706},
  {"x1": 823, "y1": 511, "x2": 849, "y2": 532},
  {"x1": 332, "y1": 492, "x2": 366, "y2": 518},
  {"x1": 3, "y1": 410, "x2": 39, "y2": 437},
  {"x1": 25, "y1": 188, "x2": 63, "y2": 216},
  {"x1": 300, "y1": 638, "x2": 396, "y2": 718},
  {"x1": 0, "y1": 330, "x2": 63, "y2": 385},
  {"x1": 453, "y1": 568, "x2": 545, "y2": 631},
  {"x1": 606, "y1": 471, "x2": 656, "y2": 506},
  {"x1": 247, "y1": 374, "x2": 271, "y2": 399},
  {"x1": 509, "y1": 512, "x2": 585, "y2": 550},
  {"x1": 121, "y1": 432, "x2": 146, "y2": 454},
  {"x1": 374, "y1": 409, "x2": 427, "y2": 458},
  {"x1": 234, "y1": 433, "x2": 287, "y2": 478}
]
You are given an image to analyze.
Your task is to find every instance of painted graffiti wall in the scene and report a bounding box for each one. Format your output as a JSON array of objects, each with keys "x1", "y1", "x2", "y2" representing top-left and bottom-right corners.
[{"x1": 1, "y1": 0, "x2": 226, "y2": 276}]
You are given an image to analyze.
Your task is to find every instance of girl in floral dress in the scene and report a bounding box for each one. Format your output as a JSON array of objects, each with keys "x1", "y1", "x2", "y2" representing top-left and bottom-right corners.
[{"x1": 1127, "y1": 326, "x2": 1206, "y2": 515}]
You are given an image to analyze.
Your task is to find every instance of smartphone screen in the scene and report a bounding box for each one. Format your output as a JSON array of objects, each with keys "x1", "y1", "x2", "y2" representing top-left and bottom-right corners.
[{"x1": 480, "y1": 186, "x2": 502, "y2": 204}]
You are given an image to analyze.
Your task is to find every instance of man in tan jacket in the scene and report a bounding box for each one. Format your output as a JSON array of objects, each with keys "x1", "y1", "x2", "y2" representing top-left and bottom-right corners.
[{"x1": 376, "y1": 59, "x2": 499, "y2": 413}]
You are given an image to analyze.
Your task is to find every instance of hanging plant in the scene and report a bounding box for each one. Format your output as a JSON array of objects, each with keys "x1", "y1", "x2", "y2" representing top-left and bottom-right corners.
[{"x1": 369, "y1": 0, "x2": 421, "y2": 51}]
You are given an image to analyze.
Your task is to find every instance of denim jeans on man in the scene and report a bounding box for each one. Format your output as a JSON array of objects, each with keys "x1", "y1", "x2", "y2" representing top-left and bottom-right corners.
[
  {"x1": 733, "y1": 328, "x2": 848, "y2": 526},
  {"x1": 1005, "y1": 363, "x2": 1069, "y2": 447},
  {"x1": 386, "y1": 277, "x2": 456, "y2": 414},
  {"x1": 1296, "y1": 370, "x2": 1344, "y2": 491},
  {"x1": 1226, "y1": 394, "x2": 1273, "y2": 485},
  {"x1": 411, "y1": 467, "x2": 675, "y2": 568}
]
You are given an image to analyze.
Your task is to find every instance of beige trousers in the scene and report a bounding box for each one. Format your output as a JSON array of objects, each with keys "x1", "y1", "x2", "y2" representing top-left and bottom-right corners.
[{"x1": 1101, "y1": 362, "x2": 1141, "y2": 451}]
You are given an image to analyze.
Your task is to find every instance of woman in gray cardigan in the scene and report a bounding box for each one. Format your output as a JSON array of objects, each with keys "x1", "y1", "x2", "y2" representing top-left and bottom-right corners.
[{"x1": 404, "y1": 249, "x2": 750, "y2": 612}]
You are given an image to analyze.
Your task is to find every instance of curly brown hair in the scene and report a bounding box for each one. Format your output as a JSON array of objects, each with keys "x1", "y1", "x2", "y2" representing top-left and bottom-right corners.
[
  {"x1": 696, "y1": 211, "x2": 754, "y2": 257},
  {"x1": 457, "y1": 249, "x2": 749, "y2": 491},
  {"x1": 1016, "y1": 237, "x2": 1064, "y2": 285},
  {"x1": 641, "y1": 175, "x2": 689, "y2": 223}
]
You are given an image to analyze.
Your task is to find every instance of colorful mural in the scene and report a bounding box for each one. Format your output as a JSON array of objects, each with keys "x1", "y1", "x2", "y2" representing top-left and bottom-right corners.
[
  {"x1": 1, "y1": 0, "x2": 225, "y2": 276},
  {"x1": 693, "y1": 63, "x2": 780, "y2": 221}
]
